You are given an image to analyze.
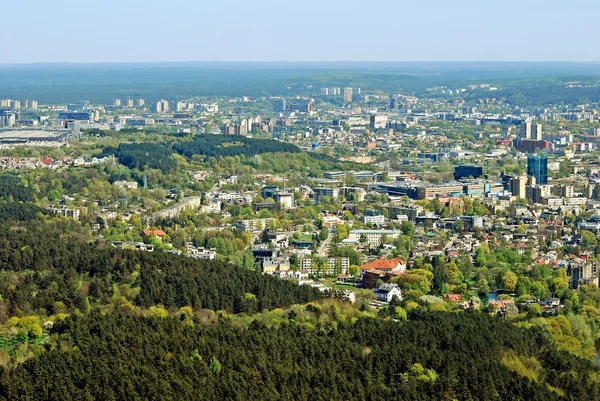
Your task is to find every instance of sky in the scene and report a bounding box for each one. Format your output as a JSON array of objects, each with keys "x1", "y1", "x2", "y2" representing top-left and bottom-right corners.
[{"x1": 2, "y1": 0, "x2": 598, "y2": 63}]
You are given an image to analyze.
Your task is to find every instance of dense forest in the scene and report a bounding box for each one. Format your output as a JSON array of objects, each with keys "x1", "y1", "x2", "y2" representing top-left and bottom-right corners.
[
  {"x1": 0, "y1": 311, "x2": 598, "y2": 400},
  {"x1": 0, "y1": 203, "x2": 48, "y2": 221},
  {"x1": 103, "y1": 143, "x2": 177, "y2": 173},
  {"x1": 0, "y1": 175, "x2": 34, "y2": 203},
  {"x1": 173, "y1": 135, "x2": 299, "y2": 159},
  {"x1": 0, "y1": 221, "x2": 321, "y2": 318}
]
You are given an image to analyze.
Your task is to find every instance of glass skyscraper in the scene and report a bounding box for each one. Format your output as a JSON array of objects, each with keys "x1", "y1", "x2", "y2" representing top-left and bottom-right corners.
[{"x1": 527, "y1": 155, "x2": 548, "y2": 185}]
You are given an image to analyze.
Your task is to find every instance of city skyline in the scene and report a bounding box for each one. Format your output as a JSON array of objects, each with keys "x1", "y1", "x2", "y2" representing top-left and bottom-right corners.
[{"x1": 2, "y1": 0, "x2": 599, "y2": 64}]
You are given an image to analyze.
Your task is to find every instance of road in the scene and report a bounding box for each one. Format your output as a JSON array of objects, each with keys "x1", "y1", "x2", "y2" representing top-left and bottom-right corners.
[{"x1": 317, "y1": 232, "x2": 334, "y2": 257}]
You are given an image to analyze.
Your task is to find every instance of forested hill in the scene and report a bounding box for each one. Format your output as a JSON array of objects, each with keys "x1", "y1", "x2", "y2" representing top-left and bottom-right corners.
[
  {"x1": 0, "y1": 311, "x2": 598, "y2": 400},
  {"x1": 173, "y1": 135, "x2": 300, "y2": 159},
  {"x1": 101, "y1": 136, "x2": 300, "y2": 172},
  {"x1": 0, "y1": 221, "x2": 321, "y2": 317}
]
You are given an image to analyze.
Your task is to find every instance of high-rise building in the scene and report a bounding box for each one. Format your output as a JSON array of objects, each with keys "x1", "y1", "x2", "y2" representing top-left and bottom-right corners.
[
  {"x1": 527, "y1": 155, "x2": 548, "y2": 185},
  {"x1": 31, "y1": 100, "x2": 38, "y2": 110},
  {"x1": 527, "y1": 184, "x2": 553, "y2": 203},
  {"x1": 11, "y1": 100, "x2": 21, "y2": 110},
  {"x1": 532, "y1": 123, "x2": 543, "y2": 140},
  {"x1": 137, "y1": 98, "x2": 145, "y2": 107},
  {"x1": 273, "y1": 98, "x2": 286, "y2": 112},
  {"x1": 556, "y1": 185, "x2": 574, "y2": 198},
  {"x1": 126, "y1": 99, "x2": 134, "y2": 108},
  {"x1": 520, "y1": 121, "x2": 531, "y2": 139},
  {"x1": 113, "y1": 98, "x2": 122, "y2": 107},
  {"x1": 510, "y1": 176, "x2": 527, "y2": 199},
  {"x1": 155, "y1": 99, "x2": 169, "y2": 113},
  {"x1": 0, "y1": 110, "x2": 17, "y2": 127},
  {"x1": 370, "y1": 114, "x2": 388, "y2": 130},
  {"x1": 343, "y1": 87, "x2": 353, "y2": 103}
]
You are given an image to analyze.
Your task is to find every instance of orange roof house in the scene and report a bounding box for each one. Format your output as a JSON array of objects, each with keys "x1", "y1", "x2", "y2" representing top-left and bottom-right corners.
[
  {"x1": 360, "y1": 258, "x2": 406, "y2": 273},
  {"x1": 144, "y1": 228, "x2": 166, "y2": 238},
  {"x1": 444, "y1": 294, "x2": 462, "y2": 303}
]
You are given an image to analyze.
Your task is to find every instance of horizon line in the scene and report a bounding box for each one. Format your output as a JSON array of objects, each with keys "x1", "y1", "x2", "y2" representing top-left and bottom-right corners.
[{"x1": 2, "y1": 60, "x2": 600, "y2": 66}]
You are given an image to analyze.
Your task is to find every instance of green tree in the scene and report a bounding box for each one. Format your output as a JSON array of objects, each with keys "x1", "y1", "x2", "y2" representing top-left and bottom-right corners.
[{"x1": 502, "y1": 271, "x2": 518, "y2": 292}]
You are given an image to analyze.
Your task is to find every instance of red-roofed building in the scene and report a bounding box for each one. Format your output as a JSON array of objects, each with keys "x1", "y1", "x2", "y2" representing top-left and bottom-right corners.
[
  {"x1": 360, "y1": 258, "x2": 406, "y2": 273},
  {"x1": 360, "y1": 258, "x2": 407, "y2": 289},
  {"x1": 144, "y1": 228, "x2": 166, "y2": 239},
  {"x1": 444, "y1": 294, "x2": 462, "y2": 303}
]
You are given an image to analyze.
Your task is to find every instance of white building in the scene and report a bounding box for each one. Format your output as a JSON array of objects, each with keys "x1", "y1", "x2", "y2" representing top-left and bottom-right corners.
[
  {"x1": 361, "y1": 215, "x2": 385, "y2": 225},
  {"x1": 298, "y1": 257, "x2": 349, "y2": 275},
  {"x1": 276, "y1": 192, "x2": 295, "y2": 210},
  {"x1": 373, "y1": 283, "x2": 402, "y2": 302},
  {"x1": 348, "y1": 229, "x2": 401, "y2": 246},
  {"x1": 186, "y1": 245, "x2": 217, "y2": 260},
  {"x1": 155, "y1": 99, "x2": 170, "y2": 113}
]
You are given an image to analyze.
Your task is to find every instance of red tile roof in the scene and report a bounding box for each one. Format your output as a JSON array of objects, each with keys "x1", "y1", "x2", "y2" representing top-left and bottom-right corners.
[
  {"x1": 444, "y1": 294, "x2": 462, "y2": 302},
  {"x1": 360, "y1": 258, "x2": 405, "y2": 271},
  {"x1": 144, "y1": 228, "x2": 166, "y2": 237}
]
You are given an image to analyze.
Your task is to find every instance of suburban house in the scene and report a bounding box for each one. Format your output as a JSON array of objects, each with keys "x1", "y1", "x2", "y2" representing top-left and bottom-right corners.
[
  {"x1": 373, "y1": 283, "x2": 403, "y2": 302},
  {"x1": 360, "y1": 258, "x2": 407, "y2": 288},
  {"x1": 144, "y1": 228, "x2": 166, "y2": 240},
  {"x1": 488, "y1": 298, "x2": 516, "y2": 316},
  {"x1": 444, "y1": 294, "x2": 462, "y2": 303}
]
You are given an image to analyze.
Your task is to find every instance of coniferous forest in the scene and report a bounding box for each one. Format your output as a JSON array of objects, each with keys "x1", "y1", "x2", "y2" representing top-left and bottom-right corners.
[
  {"x1": 0, "y1": 219, "x2": 597, "y2": 400},
  {"x1": 0, "y1": 311, "x2": 599, "y2": 400}
]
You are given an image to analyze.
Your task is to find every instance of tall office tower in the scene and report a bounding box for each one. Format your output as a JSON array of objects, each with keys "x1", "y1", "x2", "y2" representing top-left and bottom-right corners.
[
  {"x1": 113, "y1": 98, "x2": 122, "y2": 107},
  {"x1": 273, "y1": 98, "x2": 286, "y2": 112},
  {"x1": 343, "y1": 87, "x2": 353, "y2": 103},
  {"x1": 520, "y1": 121, "x2": 532, "y2": 139},
  {"x1": 137, "y1": 98, "x2": 145, "y2": 107},
  {"x1": 31, "y1": 100, "x2": 38, "y2": 110},
  {"x1": 532, "y1": 123, "x2": 543, "y2": 140},
  {"x1": 126, "y1": 99, "x2": 134, "y2": 108},
  {"x1": 527, "y1": 155, "x2": 548, "y2": 185},
  {"x1": 509, "y1": 176, "x2": 527, "y2": 198}
]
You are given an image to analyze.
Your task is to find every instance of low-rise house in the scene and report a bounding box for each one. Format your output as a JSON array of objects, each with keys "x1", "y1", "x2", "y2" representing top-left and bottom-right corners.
[
  {"x1": 111, "y1": 241, "x2": 154, "y2": 252},
  {"x1": 144, "y1": 228, "x2": 166, "y2": 240},
  {"x1": 373, "y1": 283, "x2": 402, "y2": 302},
  {"x1": 488, "y1": 298, "x2": 516, "y2": 316},
  {"x1": 186, "y1": 245, "x2": 217, "y2": 260},
  {"x1": 444, "y1": 294, "x2": 462, "y2": 303}
]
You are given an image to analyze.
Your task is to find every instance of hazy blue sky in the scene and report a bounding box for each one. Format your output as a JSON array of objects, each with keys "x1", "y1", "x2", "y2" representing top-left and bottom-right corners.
[{"x1": 2, "y1": 0, "x2": 598, "y2": 63}]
